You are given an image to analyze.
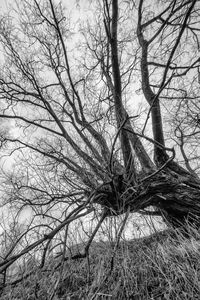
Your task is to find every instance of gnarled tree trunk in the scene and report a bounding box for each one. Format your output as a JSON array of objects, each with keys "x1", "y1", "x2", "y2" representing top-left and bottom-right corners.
[{"x1": 91, "y1": 0, "x2": 200, "y2": 229}]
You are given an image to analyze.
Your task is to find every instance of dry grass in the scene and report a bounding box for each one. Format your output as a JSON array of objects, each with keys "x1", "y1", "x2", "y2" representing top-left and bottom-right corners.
[{"x1": 2, "y1": 225, "x2": 200, "y2": 299}]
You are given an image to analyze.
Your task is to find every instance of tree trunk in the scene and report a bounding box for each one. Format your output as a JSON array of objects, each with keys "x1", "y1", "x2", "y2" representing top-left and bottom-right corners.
[{"x1": 93, "y1": 170, "x2": 200, "y2": 228}]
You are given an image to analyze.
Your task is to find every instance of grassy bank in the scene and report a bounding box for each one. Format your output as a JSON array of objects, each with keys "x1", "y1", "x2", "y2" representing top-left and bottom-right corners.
[{"x1": 1, "y1": 225, "x2": 200, "y2": 299}]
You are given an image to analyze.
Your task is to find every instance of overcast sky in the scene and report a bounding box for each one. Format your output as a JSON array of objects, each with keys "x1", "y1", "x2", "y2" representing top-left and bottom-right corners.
[{"x1": 0, "y1": 0, "x2": 10, "y2": 12}]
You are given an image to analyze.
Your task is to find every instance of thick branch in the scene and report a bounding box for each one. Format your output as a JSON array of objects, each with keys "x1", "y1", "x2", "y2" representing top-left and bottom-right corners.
[
  {"x1": 111, "y1": 0, "x2": 136, "y2": 181},
  {"x1": 137, "y1": 10, "x2": 166, "y2": 164}
]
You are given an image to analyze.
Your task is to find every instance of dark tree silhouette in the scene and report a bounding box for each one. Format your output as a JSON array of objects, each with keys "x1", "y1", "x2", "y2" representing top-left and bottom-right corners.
[{"x1": 0, "y1": 0, "x2": 200, "y2": 285}]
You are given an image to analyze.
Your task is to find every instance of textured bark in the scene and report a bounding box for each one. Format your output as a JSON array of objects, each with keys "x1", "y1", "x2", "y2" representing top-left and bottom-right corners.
[{"x1": 93, "y1": 171, "x2": 200, "y2": 228}]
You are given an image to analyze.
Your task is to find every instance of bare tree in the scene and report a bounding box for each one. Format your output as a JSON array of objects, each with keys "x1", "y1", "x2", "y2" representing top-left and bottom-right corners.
[{"x1": 0, "y1": 0, "x2": 200, "y2": 285}]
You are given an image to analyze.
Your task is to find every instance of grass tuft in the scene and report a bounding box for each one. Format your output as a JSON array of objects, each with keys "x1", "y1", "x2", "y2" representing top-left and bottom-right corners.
[{"x1": 2, "y1": 225, "x2": 200, "y2": 299}]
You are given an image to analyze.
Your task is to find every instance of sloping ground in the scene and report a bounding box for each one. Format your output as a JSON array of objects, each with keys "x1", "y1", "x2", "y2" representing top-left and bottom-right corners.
[{"x1": 1, "y1": 226, "x2": 200, "y2": 300}]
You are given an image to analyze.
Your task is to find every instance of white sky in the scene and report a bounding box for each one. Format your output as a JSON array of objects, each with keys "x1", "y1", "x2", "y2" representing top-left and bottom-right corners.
[{"x1": 0, "y1": 0, "x2": 11, "y2": 12}]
